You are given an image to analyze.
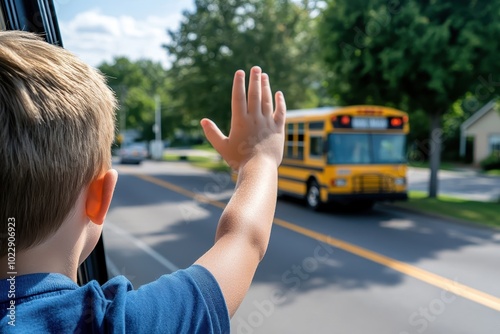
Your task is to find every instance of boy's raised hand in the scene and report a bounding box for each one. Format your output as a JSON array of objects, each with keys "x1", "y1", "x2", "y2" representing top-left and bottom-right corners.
[
  {"x1": 196, "y1": 66, "x2": 286, "y2": 317},
  {"x1": 200, "y1": 66, "x2": 286, "y2": 170}
]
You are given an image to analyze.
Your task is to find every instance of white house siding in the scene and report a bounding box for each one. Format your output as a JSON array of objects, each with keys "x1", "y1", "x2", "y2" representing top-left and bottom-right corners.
[{"x1": 464, "y1": 109, "x2": 500, "y2": 164}]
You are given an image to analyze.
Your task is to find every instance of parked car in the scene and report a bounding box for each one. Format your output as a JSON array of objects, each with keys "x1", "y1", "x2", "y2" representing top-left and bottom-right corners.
[{"x1": 118, "y1": 143, "x2": 148, "y2": 164}]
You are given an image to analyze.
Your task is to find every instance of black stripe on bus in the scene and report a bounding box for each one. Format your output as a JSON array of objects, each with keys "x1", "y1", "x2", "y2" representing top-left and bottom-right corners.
[
  {"x1": 280, "y1": 162, "x2": 324, "y2": 172},
  {"x1": 278, "y1": 175, "x2": 328, "y2": 189}
]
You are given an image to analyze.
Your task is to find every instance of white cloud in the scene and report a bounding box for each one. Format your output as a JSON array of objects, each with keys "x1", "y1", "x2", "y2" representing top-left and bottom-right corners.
[{"x1": 60, "y1": 9, "x2": 185, "y2": 68}]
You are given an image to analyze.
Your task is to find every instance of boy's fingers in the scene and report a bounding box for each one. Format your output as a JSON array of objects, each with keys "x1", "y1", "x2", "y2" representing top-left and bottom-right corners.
[
  {"x1": 232, "y1": 70, "x2": 247, "y2": 117},
  {"x1": 200, "y1": 118, "x2": 226, "y2": 153},
  {"x1": 273, "y1": 91, "x2": 286, "y2": 127},
  {"x1": 261, "y1": 73, "x2": 273, "y2": 116},
  {"x1": 247, "y1": 66, "x2": 262, "y2": 115}
]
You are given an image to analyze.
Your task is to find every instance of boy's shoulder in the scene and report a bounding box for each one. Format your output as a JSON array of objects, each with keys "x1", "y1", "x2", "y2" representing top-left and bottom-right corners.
[{"x1": 0, "y1": 265, "x2": 229, "y2": 333}]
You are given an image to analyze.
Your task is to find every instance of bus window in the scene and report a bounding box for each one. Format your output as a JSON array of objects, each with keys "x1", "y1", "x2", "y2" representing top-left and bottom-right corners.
[
  {"x1": 297, "y1": 145, "x2": 304, "y2": 159},
  {"x1": 297, "y1": 123, "x2": 305, "y2": 159},
  {"x1": 372, "y1": 134, "x2": 406, "y2": 164},
  {"x1": 309, "y1": 122, "x2": 324, "y2": 130},
  {"x1": 286, "y1": 123, "x2": 305, "y2": 160},
  {"x1": 286, "y1": 131, "x2": 294, "y2": 158},
  {"x1": 327, "y1": 134, "x2": 405, "y2": 165},
  {"x1": 328, "y1": 134, "x2": 371, "y2": 164},
  {"x1": 309, "y1": 136, "x2": 324, "y2": 158}
]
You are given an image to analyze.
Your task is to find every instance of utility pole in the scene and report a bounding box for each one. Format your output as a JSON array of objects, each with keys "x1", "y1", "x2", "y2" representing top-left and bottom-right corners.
[
  {"x1": 152, "y1": 94, "x2": 163, "y2": 160},
  {"x1": 155, "y1": 94, "x2": 161, "y2": 143}
]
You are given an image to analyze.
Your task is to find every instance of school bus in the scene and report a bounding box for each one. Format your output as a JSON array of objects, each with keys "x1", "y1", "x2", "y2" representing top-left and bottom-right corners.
[{"x1": 280, "y1": 105, "x2": 409, "y2": 210}]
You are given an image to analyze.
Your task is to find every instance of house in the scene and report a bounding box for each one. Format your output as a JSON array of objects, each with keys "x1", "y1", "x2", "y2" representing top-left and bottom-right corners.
[{"x1": 460, "y1": 100, "x2": 500, "y2": 165}]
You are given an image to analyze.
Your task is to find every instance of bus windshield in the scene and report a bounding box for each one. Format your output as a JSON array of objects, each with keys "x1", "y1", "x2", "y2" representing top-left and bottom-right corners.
[{"x1": 327, "y1": 133, "x2": 406, "y2": 165}]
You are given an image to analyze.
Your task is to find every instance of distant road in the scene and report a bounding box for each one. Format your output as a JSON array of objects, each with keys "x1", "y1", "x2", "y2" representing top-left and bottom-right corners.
[{"x1": 408, "y1": 167, "x2": 500, "y2": 202}]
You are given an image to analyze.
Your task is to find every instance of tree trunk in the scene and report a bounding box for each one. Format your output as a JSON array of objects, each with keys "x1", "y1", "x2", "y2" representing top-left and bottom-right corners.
[{"x1": 428, "y1": 111, "x2": 442, "y2": 198}]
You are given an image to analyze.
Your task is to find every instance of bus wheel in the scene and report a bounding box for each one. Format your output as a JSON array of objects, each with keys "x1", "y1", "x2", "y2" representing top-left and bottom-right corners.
[{"x1": 306, "y1": 181, "x2": 322, "y2": 211}]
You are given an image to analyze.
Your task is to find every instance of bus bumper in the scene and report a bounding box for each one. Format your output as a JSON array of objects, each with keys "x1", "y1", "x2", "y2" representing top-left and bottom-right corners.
[{"x1": 327, "y1": 192, "x2": 408, "y2": 203}]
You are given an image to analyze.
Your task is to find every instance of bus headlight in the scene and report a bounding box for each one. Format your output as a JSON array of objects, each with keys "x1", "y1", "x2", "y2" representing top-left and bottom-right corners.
[
  {"x1": 332, "y1": 178, "x2": 347, "y2": 187},
  {"x1": 394, "y1": 177, "x2": 406, "y2": 186}
]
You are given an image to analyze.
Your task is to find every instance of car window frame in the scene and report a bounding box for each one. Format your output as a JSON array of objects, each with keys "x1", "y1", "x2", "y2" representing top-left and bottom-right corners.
[{"x1": 1, "y1": 0, "x2": 109, "y2": 286}]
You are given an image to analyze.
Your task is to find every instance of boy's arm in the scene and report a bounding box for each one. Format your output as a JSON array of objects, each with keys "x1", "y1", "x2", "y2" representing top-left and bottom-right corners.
[{"x1": 195, "y1": 66, "x2": 286, "y2": 317}]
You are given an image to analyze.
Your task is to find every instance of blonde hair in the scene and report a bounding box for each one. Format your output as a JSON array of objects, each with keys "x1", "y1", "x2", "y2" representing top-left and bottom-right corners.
[{"x1": 0, "y1": 31, "x2": 117, "y2": 256}]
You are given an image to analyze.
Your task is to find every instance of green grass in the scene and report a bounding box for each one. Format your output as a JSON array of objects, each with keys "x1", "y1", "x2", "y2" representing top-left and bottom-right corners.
[
  {"x1": 191, "y1": 143, "x2": 217, "y2": 152},
  {"x1": 393, "y1": 191, "x2": 500, "y2": 228},
  {"x1": 408, "y1": 161, "x2": 460, "y2": 171},
  {"x1": 191, "y1": 160, "x2": 231, "y2": 172},
  {"x1": 485, "y1": 169, "x2": 500, "y2": 176},
  {"x1": 163, "y1": 153, "x2": 230, "y2": 172}
]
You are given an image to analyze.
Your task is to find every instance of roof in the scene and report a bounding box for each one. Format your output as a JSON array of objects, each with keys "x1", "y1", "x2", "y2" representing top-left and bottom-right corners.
[
  {"x1": 286, "y1": 107, "x2": 339, "y2": 118},
  {"x1": 285, "y1": 105, "x2": 406, "y2": 119},
  {"x1": 461, "y1": 99, "x2": 498, "y2": 131}
]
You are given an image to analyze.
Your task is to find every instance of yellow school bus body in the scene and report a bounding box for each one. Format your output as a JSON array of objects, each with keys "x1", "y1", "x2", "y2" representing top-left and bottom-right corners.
[{"x1": 279, "y1": 105, "x2": 409, "y2": 209}]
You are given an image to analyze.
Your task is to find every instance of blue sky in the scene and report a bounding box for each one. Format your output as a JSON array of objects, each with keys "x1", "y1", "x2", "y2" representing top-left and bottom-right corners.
[{"x1": 54, "y1": 0, "x2": 195, "y2": 67}]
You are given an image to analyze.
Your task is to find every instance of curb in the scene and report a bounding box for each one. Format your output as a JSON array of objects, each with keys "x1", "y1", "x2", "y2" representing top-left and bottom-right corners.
[
  {"x1": 378, "y1": 203, "x2": 500, "y2": 232},
  {"x1": 408, "y1": 166, "x2": 500, "y2": 179}
]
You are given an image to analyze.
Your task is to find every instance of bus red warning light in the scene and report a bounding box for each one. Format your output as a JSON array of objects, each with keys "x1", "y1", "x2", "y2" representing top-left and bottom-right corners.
[{"x1": 390, "y1": 117, "x2": 402, "y2": 127}]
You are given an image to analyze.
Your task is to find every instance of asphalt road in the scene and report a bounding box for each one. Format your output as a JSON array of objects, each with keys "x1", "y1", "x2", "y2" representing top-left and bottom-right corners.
[{"x1": 103, "y1": 160, "x2": 500, "y2": 334}]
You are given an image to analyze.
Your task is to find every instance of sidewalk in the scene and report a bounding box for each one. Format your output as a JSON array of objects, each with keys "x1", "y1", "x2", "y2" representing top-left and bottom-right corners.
[{"x1": 163, "y1": 147, "x2": 221, "y2": 160}]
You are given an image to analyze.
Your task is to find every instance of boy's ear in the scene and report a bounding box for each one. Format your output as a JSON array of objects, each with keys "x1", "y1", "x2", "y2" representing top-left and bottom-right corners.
[{"x1": 86, "y1": 169, "x2": 118, "y2": 225}]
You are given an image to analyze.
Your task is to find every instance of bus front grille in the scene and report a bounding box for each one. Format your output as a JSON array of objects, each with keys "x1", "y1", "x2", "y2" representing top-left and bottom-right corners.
[{"x1": 352, "y1": 174, "x2": 394, "y2": 193}]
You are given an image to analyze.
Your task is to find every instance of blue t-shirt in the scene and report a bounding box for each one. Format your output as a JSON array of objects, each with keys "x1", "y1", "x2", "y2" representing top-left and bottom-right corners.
[{"x1": 0, "y1": 265, "x2": 229, "y2": 333}]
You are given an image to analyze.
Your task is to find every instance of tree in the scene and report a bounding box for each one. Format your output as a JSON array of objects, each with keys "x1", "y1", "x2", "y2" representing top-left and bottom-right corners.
[
  {"x1": 164, "y1": 0, "x2": 325, "y2": 133},
  {"x1": 318, "y1": 0, "x2": 500, "y2": 197},
  {"x1": 99, "y1": 57, "x2": 174, "y2": 142}
]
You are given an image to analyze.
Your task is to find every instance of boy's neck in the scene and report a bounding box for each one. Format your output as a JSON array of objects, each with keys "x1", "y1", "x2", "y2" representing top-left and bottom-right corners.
[
  {"x1": 0, "y1": 249, "x2": 79, "y2": 282},
  {"x1": 0, "y1": 208, "x2": 91, "y2": 282}
]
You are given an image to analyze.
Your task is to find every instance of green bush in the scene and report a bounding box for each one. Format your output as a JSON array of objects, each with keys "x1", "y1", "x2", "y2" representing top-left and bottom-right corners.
[{"x1": 480, "y1": 151, "x2": 500, "y2": 171}]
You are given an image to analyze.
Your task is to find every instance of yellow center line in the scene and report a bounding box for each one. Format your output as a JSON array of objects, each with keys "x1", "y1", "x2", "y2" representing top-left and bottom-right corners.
[
  {"x1": 273, "y1": 218, "x2": 500, "y2": 312},
  {"x1": 134, "y1": 173, "x2": 227, "y2": 210},
  {"x1": 130, "y1": 171, "x2": 500, "y2": 312}
]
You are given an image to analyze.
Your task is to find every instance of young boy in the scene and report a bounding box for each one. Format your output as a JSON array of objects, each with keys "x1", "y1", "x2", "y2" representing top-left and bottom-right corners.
[{"x1": 0, "y1": 31, "x2": 286, "y2": 333}]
